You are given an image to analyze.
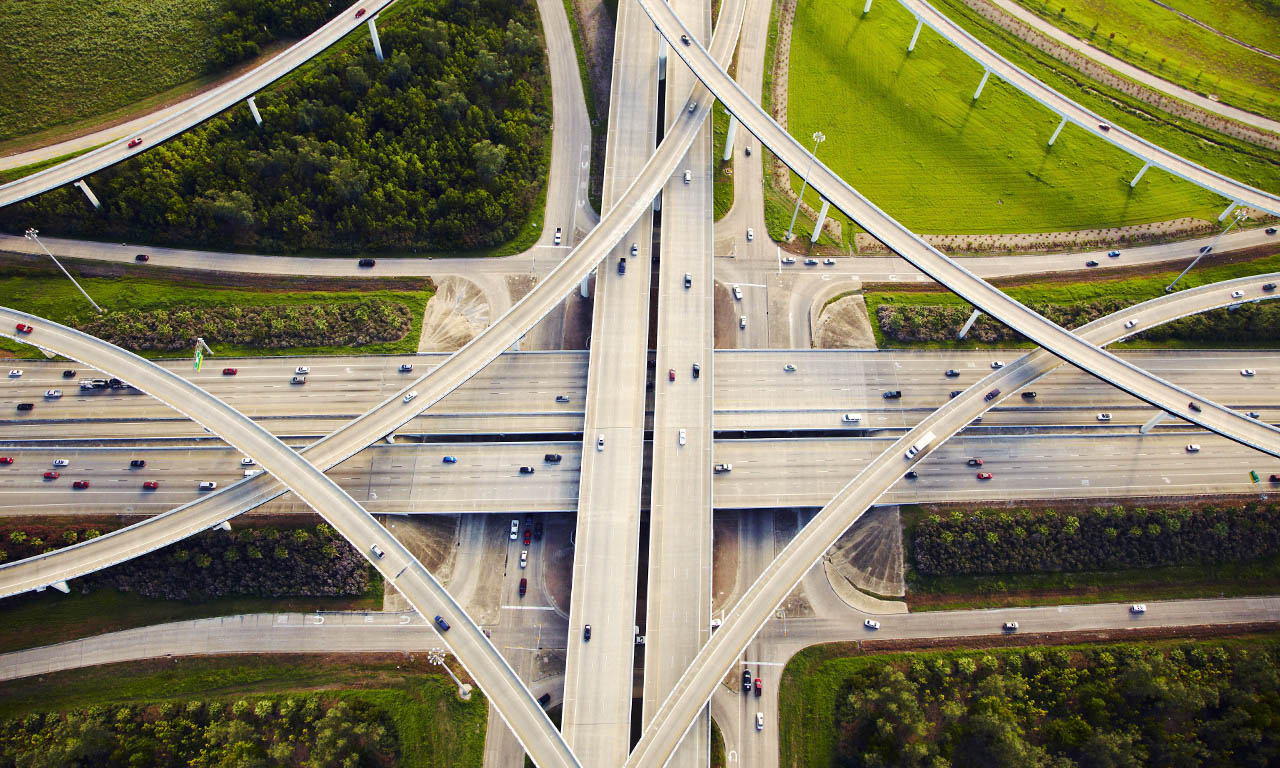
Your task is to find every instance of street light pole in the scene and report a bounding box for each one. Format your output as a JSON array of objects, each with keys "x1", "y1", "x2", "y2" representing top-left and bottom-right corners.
[
  {"x1": 1165, "y1": 211, "x2": 1246, "y2": 292},
  {"x1": 784, "y1": 131, "x2": 826, "y2": 242},
  {"x1": 427, "y1": 648, "x2": 472, "y2": 700},
  {"x1": 24, "y1": 229, "x2": 103, "y2": 314}
]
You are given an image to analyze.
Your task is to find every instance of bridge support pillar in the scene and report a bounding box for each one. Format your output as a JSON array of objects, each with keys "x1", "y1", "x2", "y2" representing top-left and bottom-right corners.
[
  {"x1": 580, "y1": 274, "x2": 591, "y2": 298},
  {"x1": 1047, "y1": 116, "x2": 1067, "y2": 146},
  {"x1": 213, "y1": 521, "x2": 232, "y2": 533},
  {"x1": 907, "y1": 18, "x2": 923, "y2": 52},
  {"x1": 723, "y1": 117, "x2": 738, "y2": 162},
  {"x1": 1140, "y1": 410, "x2": 1170, "y2": 434},
  {"x1": 972, "y1": 68, "x2": 991, "y2": 100},
  {"x1": 73, "y1": 180, "x2": 101, "y2": 209},
  {"x1": 368, "y1": 18, "x2": 384, "y2": 62},
  {"x1": 810, "y1": 198, "x2": 831, "y2": 243},
  {"x1": 658, "y1": 36, "x2": 667, "y2": 81},
  {"x1": 863, "y1": 0, "x2": 873, "y2": 12},
  {"x1": 958, "y1": 308, "x2": 982, "y2": 339},
  {"x1": 247, "y1": 96, "x2": 263, "y2": 126},
  {"x1": 1217, "y1": 200, "x2": 1239, "y2": 222},
  {"x1": 49, "y1": 581, "x2": 70, "y2": 594},
  {"x1": 1129, "y1": 162, "x2": 1151, "y2": 188}
]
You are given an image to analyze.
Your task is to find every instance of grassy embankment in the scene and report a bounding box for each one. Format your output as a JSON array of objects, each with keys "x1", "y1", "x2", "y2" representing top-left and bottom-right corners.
[
  {"x1": 1011, "y1": 0, "x2": 1280, "y2": 121},
  {"x1": 782, "y1": 0, "x2": 1279, "y2": 241},
  {"x1": 862, "y1": 249, "x2": 1280, "y2": 349},
  {"x1": 898, "y1": 504, "x2": 1280, "y2": 612},
  {"x1": 0, "y1": 261, "x2": 433, "y2": 359},
  {"x1": 0, "y1": 0, "x2": 225, "y2": 146},
  {"x1": 0, "y1": 655, "x2": 487, "y2": 768}
]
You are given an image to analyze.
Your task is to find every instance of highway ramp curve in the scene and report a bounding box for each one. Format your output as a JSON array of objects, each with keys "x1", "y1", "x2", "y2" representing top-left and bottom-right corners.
[
  {"x1": 625, "y1": 270, "x2": 1280, "y2": 767},
  {"x1": 0, "y1": 308, "x2": 579, "y2": 768}
]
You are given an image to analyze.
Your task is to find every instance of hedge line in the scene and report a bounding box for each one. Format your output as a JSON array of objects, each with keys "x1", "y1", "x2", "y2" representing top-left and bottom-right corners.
[{"x1": 913, "y1": 503, "x2": 1280, "y2": 576}]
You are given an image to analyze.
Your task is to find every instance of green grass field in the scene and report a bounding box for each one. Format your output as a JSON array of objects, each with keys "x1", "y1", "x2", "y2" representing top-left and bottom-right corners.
[
  {"x1": 0, "y1": 268, "x2": 432, "y2": 359},
  {"x1": 0, "y1": 655, "x2": 487, "y2": 768},
  {"x1": 0, "y1": 0, "x2": 225, "y2": 143},
  {"x1": 786, "y1": 0, "x2": 1276, "y2": 235},
  {"x1": 1164, "y1": 0, "x2": 1280, "y2": 52},
  {"x1": 1013, "y1": 0, "x2": 1280, "y2": 121},
  {"x1": 713, "y1": 101, "x2": 735, "y2": 221}
]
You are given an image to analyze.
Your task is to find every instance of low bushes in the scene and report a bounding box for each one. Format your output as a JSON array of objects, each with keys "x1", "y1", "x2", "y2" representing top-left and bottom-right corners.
[
  {"x1": 0, "y1": 696, "x2": 394, "y2": 766},
  {"x1": 74, "y1": 299, "x2": 412, "y2": 352},
  {"x1": 913, "y1": 502, "x2": 1280, "y2": 576}
]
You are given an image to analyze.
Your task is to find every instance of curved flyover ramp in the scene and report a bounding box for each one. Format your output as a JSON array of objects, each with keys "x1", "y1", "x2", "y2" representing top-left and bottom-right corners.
[{"x1": 0, "y1": 308, "x2": 580, "y2": 768}]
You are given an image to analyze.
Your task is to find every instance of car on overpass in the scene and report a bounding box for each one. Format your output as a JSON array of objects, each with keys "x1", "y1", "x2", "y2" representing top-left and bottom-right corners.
[
  {"x1": 14, "y1": 323, "x2": 32, "y2": 334},
  {"x1": 443, "y1": 456, "x2": 458, "y2": 464},
  {"x1": 977, "y1": 472, "x2": 993, "y2": 480}
]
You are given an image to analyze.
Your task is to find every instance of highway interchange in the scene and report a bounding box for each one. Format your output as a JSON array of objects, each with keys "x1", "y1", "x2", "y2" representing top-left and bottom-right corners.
[{"x1": 1, "y1": 0, "x2": 1279, "y2": 765}]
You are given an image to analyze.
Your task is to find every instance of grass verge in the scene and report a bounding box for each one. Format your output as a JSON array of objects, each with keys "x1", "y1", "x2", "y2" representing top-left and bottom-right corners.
[
  {"x1": 0, "y1": 259, "x2": 433, "y2": 359},
  {"x1": 786, "y1": 0, "x2": 1277, "y2": 235},
  {"x1": 713, "y1": 102, "x2": 735, "y2": 221},
  {"x1": 863, "y1": 248, "x2": 1280, "y2": 349},
  {"x1": 0, "y1": 654, "x2": 487, "y2": 768}
]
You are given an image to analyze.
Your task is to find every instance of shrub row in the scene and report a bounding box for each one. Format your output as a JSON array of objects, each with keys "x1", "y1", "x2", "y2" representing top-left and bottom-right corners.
[
  {"x1": 0, "y1": 696, "x2": 393, "y2": 767},
  {"x1": 875, "y1": 300, "x2": 1280, "y2": 345},
  {"x1": 913, "y1": 502, "x2": 1280, "y2": 576},
  {"x1": 835, "y1": 640, "x2": 1280, "y2": 767},
  {"x1": 213, "y1": 0, "x2": 339, "y2": 69},
  {"x1": 73, "y1": 299, "x2": 411, "y2": 352}
]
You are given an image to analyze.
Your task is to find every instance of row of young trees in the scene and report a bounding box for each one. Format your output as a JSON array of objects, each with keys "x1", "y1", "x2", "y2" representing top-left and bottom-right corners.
[
  {"x1": 0, "y1": 696, "x2": 394, "y2": 767},
  {"x1": 0, "y1": 0, "x2": 550, "y2": 254},
  {"x1": 0, "y1": 522, "x2": 370, "y2": 601},
  {"x1": 73, "y1": 299, "x2": 412, "y2": 352},
  {"x1": 912, "y1": 502, "x2": 1280, "y2": 576},
  {"x1": 835, "y1": 640, "x2": 1280, "y2": 767},
  {"x1": 875, "y1": 300, "x2": 1280, "y2": 345}
]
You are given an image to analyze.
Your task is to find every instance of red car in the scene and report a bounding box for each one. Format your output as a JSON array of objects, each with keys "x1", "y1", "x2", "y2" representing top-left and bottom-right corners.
[
  {"x1": 73, "y1": 480, "x2": 90, "y2": 489},
  {"x1": 222, "y1": 368, "x2": 238, "y2": 375},
  {"x1": 754, "y1": 678, "x2": 763, "y2": 696},
  {"x1": 127, "y1": 137, "x2": 143, "y2": 148},
  {"x1": 355, "y1": 7, "x2": 366, "y2": 17},
  {"x1": 143, "y1": 481, "x2": 159, "y2": 490},
  {"x1": 519, "y1": 577, "x2": 527, "y2": 597},
  {"x1": 15, "y1": 323, "x2": 32, "y2": 334},
  {"x1": 967, "y1": 458, "x2": 983, "y2": 466},
  {"x1": 668, "y1": 368, "x2": 676, "y2": 381},
  {"x1": 43, "y1": 471, "x2": 59, "y2": 480},
  {"x1": 0, "y1": 457, "x2": 11, "y2": 465},
  {"x1": 524, "y1": 529, "x2": 532, "y2": 545},
  {"x1": 976, "y1": 472, "x2": 993, "y2": 480}
]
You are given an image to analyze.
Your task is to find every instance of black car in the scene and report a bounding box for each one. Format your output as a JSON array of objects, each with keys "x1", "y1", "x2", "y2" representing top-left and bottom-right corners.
[
  {"x1": 1021, "y1": 391, "x2": 1037, "y2": 399},
  {"x1": 949, "y1": 390, "x2": 962, "y2": 399},
  {"x1": 1188, "y1": 401, "x2": 1202, "y2": 413},
  {"x1": 62, "y1": 369, "x2": 76, "y2": 378},
  {"x1": 742, "y1": 669, "x2": 753, "y2": 691},
  {"x1": 538, "y1": 693, "x2": 551, "y2": 707},
  {"x1": 16, "y1": 403, "x2": 33, "y2": 411},
  {"x1": 1266, "y1": 227, "x2": 1277, "y2": 235},
  {"x1": 135, "y1": 253, "x2": 149, "y2": 262},
  {"x1": 544, "y1": 453, "x2": 562, "y2": 463},
  {"x1": 883, "y1": 390, "x2": 902, "y2": 399},
  {"x1": 1264, "y1": 283, "x2": 1277, "y2": 292},
  {"x1": 358, "y1": 258, "x2": 376, "y2": 267},
  {"x1": 583, "y1": 624, "x2": 592, "y2": 641},
  {"x1": 520, "y1": 466, "x2": 535, "y2": 475},
  {"x1": 692, "y1": 363, "x2": 701, "y2": 379},
  {"x1": 1199, "y1": 245, "x2": 1212, "y2": 254},
  {"x1": 905, "y1": 470, "x2": 918, "y2": 479},
  {"x1": 1085, "y1": 260, "x2": 1099, "y2": 267},
  {"x1": 129, "y1": 459, "x2": 146, "y2": 468},
  {"x1": 944, "y1": 369, "x2": 960, "y2": 377},
  {"x1": 984, "y1": 388, "x2": 1000, "y2": 401},
  {"x1": 617, "y1": 257, "x2": 626, "y2": 275}
]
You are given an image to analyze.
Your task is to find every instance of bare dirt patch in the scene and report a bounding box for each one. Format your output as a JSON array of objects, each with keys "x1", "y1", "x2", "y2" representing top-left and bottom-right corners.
[
  {"x1": 826, "y1": 506, "x2": 905, "y2": 597},
  {"x1": 380, "y1": 514, "x2": 459, "y2": 612},
  {"x1": 814, "y1": 294, "x2": 876, "y2": 349},
  {"x1": 417, "y1": 276, "x2": 491, "y2": 352},
  {"x1": 713, "y1": 281, "x2": 739, "y2": 349},
  {"x1": 712, "y1": 510, "x2": 741, "y2": 615}
]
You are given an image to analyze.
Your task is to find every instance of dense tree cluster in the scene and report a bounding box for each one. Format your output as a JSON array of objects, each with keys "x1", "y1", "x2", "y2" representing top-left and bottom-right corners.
[
  {"x1": 213, "y1": 0, "x2": 340, "y2": 69},
  {"x1": 1, "y1": 521, "x2": 371, "y2": 601},
  {"x1": 0, "y1": 0, "x2": 550, "y2": 254},
  {"x1": 834, "y1": 640, "x2": 1280, "y2": 767},
  {"x1": 0, "y1": 696, "x2": 394, "y2": 767},
  {"x1": 875, "y1": 300, "x2": 1280, "y2": 345},
  {"x1": 913, "y1": 503, "x2": 1280, "y2": 576},
  {"x1": 73, "y1": 299, "x2": 411, "y2": 352}
]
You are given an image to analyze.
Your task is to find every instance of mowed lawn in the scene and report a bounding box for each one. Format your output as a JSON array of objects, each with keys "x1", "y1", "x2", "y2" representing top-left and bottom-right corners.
[
  {"x1": 787, "y1": 0, "x2": 1231, "y2": 234},
  {"x1": 0, "y1": 0, "x2": 223, "y2": 143},
  {"x1": 1014, "y1": 0, "x2": 1280, "y2": 121}
]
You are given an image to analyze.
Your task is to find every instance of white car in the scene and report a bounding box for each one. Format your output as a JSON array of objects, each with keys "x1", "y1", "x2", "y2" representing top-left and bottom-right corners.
[
  {"x1": 244, "y1": 469, "x2": 262, "y2": 477},
  {"x1": 990, "y1": 361, "x2": 1004, "y2": 369},
  {"x1": 553, "y1": 227, "x2": 562, "y2": 246},
  {"x1": 1186, "y1": 444, "x2": 1200, "y2": 452},
  {"x1": 1130, "y1": 604, "x2": 1147, "y2": 613},
  {"x1": 755, "y1": 712, "x2": 764, "y2": 731},
  {"x1": 783, "y1": 364, "x2": 796, "y2": 372},
  {"x1": 404, "y1": 391, "x2": 418, "y2": 403},
  {"x1": 1231, "y1": 290, "x2": 1244, "y2": 299},
  {"x1": 597, "y1": 435, "x2": 605, "y2": 451},
  {"x1": 678, "y1": 428, "x2": 687, "y2": 446},
  {"x1": 864, "y1": 619, "x2": 880, "y2": 630},
  {"x1": 781, "y1": 256, "x2": 796, "y2": 265},
  {"x1": 732, "y1": 285, "x2": 743, "y2": 300},
  {"x1": 510, "y1": 519, "x2": 520, "y2": 540},
  {"x1": 739, "y1": 316, "x2": 747, "y2": 329},
  {"x1": 7, "y1": 370, "x2": 21, "y2": 377},
  {"x1": 240, "y1": 457, "x2": 255, "y2": 466},
  {"x1": 44, "y1": 389, "x2": 62, "y2": 398},
  {"x1": 1242, "y1": 369, "x2": 1256, "y2": 376},
  {"x1": 519, "y1": 550, "x2": 528, "y2": 569},
  {"x1": 1097, "y1": 413, "x2": 1112, "y2": 421},
  {"x1": 52, "y1": 459, "x2": 69, "y2": 467},
  {"x1": 198, "y1": 481, "x2": 217, "y2": 491},
  {"x1": 682, "y1": 170, "x2": 692, "y2": 184},
  {"x1": 746, "y1": 228, "x2": 753, "y2": 242},
  {"x1": 714, "y1": 463, "x2": 733, "y2": 473},
  {"x1": 842, "y1": 413, "x2": 862, "y2": 423},
  {"x1": 1124, "y1": 319, "x2": 1138, "y2": 329},
  {"x1": 295, "y1": 366, "x2": 310, "y2": 374}
]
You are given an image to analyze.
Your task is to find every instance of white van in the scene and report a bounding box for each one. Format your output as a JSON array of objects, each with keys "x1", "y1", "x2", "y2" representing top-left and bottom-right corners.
[
  {"x1": 842, "y1": 413, "x2": 862, "y2": 423},
  {"x1": 198, "y1": 481, "x2": 217, "y2": 491}
]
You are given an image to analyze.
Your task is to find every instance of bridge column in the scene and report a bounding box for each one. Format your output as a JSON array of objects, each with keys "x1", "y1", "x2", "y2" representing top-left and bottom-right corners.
[
  {"x1": 1139, "y1": 411, "x2": 1169, "y2": 434},
  {"x1": 1217, "y1": 200, "x2": 1239, "y2": 222},
  {"x1": 957, "y1": 308, "x2": 982, "y2": 339},
  {"x1": 213, "y1": 521, "x2": 232, "y2": 533},
  {"x1": 580, "y1": 274, "x2": 591, "y2": 298},
  {"x1": 863, "y1": 0, "x2": 873, "y2": 12},
  {"x1": 972, "y1": 68, "x2": 991, "y2": 100},
  {"x1": 73, "y1": 180, "x2": 101, "y2": 209},
  {"x1": 907, "y1": 18, "x2": 923, "y2": 52},
  {"x1": 49, "y1": 580, "x2": 70, "y2": 594},
  {"x1": 723, "y1": 117, "x2": 738, "y2": 162},
  {"x1": 247, "y1": 96, "x2": 263, "y2": 127},
  {"x1": 368, "y1": 18, "x2": 384, "y2": 62},
  {"x1": 1047, "y1": 116, "x2": 1067, "y2": 146},
  {"x1": 1129, "y1": 162, "x2": 1151, "y2": 188},
  {"x1": 658, "y1": 35, "x2": 667, "y2": 81},
  {"x1": 810, "y1": 198, "x2": 831, "y2": 243}
]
